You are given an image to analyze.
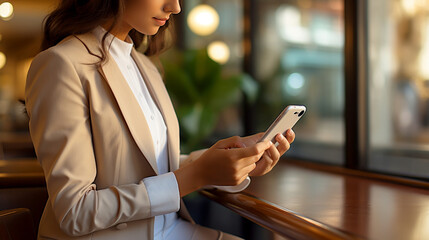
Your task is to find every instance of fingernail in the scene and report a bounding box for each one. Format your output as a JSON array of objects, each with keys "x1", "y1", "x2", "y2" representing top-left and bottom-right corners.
[{"x1": 288, "y1": 129, "x2": 294, "y2": 136}]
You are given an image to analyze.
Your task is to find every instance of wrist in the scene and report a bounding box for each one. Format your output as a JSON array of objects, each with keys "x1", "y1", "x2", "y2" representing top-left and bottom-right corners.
[{"x1": 174, "y1": 160, "x2": 205, "y2": 197}]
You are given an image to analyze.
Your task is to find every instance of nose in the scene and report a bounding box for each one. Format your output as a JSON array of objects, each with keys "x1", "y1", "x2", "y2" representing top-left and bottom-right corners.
[{"x1": 164, "y1": 0, "x2": 181, "y2": 15}]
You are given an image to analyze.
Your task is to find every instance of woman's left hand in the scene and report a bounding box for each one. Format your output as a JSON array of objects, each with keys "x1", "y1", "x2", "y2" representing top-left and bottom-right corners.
[{"x1": 240, "y1": 129, "x2": 295, "y2": 176}]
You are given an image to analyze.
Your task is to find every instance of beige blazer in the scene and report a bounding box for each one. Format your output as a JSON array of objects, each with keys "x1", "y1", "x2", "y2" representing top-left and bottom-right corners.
[{"x1": 25, "y1": 32, "x2": 193, "y2": 239}]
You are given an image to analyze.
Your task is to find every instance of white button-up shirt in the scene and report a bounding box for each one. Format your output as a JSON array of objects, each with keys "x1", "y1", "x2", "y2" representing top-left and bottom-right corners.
[{"x1": 93, "y1": 26, "x2": 180, "y2": 239}]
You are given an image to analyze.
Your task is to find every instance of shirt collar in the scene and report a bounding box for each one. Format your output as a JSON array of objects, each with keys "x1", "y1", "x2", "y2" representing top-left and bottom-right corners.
[{"x1": 92, "y1": 26, "x2": 134, "y2": 59}]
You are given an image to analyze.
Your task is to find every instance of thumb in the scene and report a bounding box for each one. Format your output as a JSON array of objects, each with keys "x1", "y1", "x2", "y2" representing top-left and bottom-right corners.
[
  {"x1": 228, "y1": 140, "x2": 272, "y2": 160},
  {"x1": 215, "y1": 136, "x2": 246, "y2": 149}
]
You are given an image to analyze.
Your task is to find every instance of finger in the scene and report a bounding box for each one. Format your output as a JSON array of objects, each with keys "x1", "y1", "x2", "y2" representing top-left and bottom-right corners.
[
  {"x1": 241, "y1": 162, "x2": 256, "y2": 175},
  {"x1": 241, "y1": 132, "x2": 265, "y2": 145},
  {"x1": 215, "y1": 136, "x2": 246, "y2": 149},
  {"x1": 276, "y1": 133, "x2": 291, "y2": 156},
  {"x1": 250, "y1": 132, "x2": 265, "y2": 143},
  {"x1": 260, "y1": 152, "x2": 275, "y2": 168},
  {"x1": 266, "y1": 143, "x2": 280, "y2": 162},
  {"x1": 231, "y1": 140, "x2": 272, "y2": 160},
  {"x1": 222, "y1": 141, "x2": 271, "y2": 170},
  {"x1": 285, "y1": 129, "x2": 295, "y2": 144},
  {"x1": 254, "y1": 132, "x2": 265, "y2": 139},
  {"x1": 234, "y1": 147, "x2": 268, "y2": 169},
  {"x1": 242, "y1": 132, "x2": 264, "y2": 139},
  {"x1": 237, "y1": 174, "x2": 249, "y2": 185},
  {"x1": 249, "y1": 154, "x2": 272, "y2": 176}
]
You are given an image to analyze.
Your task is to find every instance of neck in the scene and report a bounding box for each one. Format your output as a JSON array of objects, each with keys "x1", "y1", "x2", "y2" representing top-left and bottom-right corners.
[{"x1": 101, "y1": 21, "x2": 132, "y2": 42}]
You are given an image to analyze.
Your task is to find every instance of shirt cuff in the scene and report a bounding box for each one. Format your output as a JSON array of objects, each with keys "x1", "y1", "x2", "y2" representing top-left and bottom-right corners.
[
  {"x1": 203, "y1": 176, "x2": 251, "y2": 193},
  {"x1": 142, "y1": 172, "x2": 180, "y2": 217}
]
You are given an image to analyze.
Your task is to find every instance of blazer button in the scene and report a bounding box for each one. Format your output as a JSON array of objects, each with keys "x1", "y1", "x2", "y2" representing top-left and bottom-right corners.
[{"x1": 116, "y1": 223, "x2": 127, "y2": 230}]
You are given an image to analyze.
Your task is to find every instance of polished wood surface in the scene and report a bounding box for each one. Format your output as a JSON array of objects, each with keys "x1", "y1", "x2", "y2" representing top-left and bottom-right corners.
[
  {"x1": 201, "y1": 160, "x2": 429, "y2": 240},
  {"x1": 0, "y1": 158, "x2": 44, "y2": 187},
  {"x1": 0, "y1": 132, "x2": 35, "y2": 159},
  {"x1": 202, "y1": 190, "x2": 362, "y2": 240}
]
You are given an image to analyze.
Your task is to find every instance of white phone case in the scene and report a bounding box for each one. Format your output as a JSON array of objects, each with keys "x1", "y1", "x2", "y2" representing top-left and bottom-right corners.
[{"x1": 259, "y1": 105, "x2": 306, "y2": 143}]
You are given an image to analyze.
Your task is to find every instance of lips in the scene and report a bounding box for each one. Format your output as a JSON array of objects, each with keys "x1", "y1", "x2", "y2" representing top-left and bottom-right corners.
[
  {"x1": 154, "y1": 17, "x2": 169, "y2": 21},
  {"x1": 153, "y1": 17, "x2": 169, "y2": 26}
]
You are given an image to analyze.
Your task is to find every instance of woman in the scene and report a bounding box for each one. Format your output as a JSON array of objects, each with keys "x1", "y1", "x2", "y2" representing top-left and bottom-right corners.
[{"x1": 25, "y1": 0, "x2": 295, "y2": 239}]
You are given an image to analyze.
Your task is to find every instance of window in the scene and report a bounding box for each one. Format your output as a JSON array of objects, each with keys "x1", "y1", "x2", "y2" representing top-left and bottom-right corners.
[
  {"x1": 367, "y1": 0, "x2": 429, "y2": 179},
  {"x1": 252, "y1": 0, "x2": 345, "y2": 164}
]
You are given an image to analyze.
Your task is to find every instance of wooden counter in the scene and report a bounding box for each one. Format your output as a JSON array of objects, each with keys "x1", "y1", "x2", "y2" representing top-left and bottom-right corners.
[
  {"x1": 0, "y1": 158, "x2": 44, "y2": 187},
  {"x1": 200, "y1": 160, "x2": 429, "y2": 240},
  {"x1": 0, "y1": 132, "x2": 35, "y2": 159}
]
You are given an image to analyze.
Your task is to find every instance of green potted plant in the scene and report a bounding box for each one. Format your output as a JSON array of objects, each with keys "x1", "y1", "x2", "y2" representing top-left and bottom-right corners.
[{"x1": 162, "y1": 48, "x2": 257, "y2": 153}]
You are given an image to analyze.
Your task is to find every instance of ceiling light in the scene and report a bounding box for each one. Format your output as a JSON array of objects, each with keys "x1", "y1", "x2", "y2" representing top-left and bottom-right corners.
[
  {"x1": 0, "y1": 52, "x2": 6, "y2": 70},
  {"x1": 0, "y1": 2, "x2": 13, "y2": 20},
  {"x1": 208, "y1": 41, "x2": 230, "y2": 64},
  {"x1": 187, "y1": 4, "x2": 219, "y2": 36}
]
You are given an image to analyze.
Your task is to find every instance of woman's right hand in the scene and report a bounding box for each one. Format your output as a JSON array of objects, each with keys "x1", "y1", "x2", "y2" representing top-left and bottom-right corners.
[{"x1": 174, "y1": 136, "x2": 272, "y2": 197}]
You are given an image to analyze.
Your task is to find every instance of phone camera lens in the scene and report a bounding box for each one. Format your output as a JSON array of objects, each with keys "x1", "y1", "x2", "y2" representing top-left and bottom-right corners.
[{"x1": 298, "y1": 110, "x2": 305, "y2": 117}]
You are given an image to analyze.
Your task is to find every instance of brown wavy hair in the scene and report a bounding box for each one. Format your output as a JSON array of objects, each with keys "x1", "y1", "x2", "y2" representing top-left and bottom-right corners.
[{"x1": 41, "y1": 0, "x2": 175, "y2": 64}]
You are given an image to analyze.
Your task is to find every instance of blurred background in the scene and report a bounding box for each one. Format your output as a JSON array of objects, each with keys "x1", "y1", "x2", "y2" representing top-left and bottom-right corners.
[{"x1": 1, "y1": 0, "x2": 429, "y2": 239}]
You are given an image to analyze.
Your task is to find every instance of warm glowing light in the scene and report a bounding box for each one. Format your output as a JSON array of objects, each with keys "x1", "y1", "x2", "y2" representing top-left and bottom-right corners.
[
  {"x1": 401, "y1": 0, "x2": 428, "y2": 15},
  {"x1": 0, "y1": 52, "x2": 6, "y2": 69},
  {"x1": 276, "y1": 5, "x2": 310, "y2": 44},
  {"x1": 419, "y1": 48, "x2": 429, "y2": 80},
  {"x1": 207, "y1": 41, "x2": 230, "y2": 64},
  {"x1": 401, "y1": 0, "x2": 417, "y2": 15},
  {"x1": 187, "y1": 4, "x2": 219, "y2": 36},
  {"x1": 0, "y1": 2, "x2": 13, "y2": 20},
  {"x1": 419, "y1": 22, "x2": 429, "y2": 80}
]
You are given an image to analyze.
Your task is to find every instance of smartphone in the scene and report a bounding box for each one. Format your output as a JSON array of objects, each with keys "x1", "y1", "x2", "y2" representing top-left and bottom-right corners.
[{"x1": 259, "y1": 105, "x2": 306, "y2": 144}]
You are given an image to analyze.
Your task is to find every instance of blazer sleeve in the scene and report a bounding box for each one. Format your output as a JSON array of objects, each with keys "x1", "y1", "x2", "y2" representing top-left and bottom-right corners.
[{"x1": 25, "y1": 49, "x2": 153, "y2": 236}]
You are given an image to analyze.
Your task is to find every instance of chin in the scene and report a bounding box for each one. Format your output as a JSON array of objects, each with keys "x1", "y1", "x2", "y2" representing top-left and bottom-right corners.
[
  {"x1": 132, "y1": 27, "x2": 160, "y2": 36},
  {"x1": 148, "y1": 28, "x2": 161, "y2": 36},
  {"x1": 136, "y1": 27, "x2": 159, "y2": 36},
  {"x1": 147, "y1": 32, "x2": 158, "y2": 36}
]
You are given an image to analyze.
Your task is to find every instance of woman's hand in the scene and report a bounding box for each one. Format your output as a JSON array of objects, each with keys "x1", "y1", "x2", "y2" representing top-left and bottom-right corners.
[
  {"x1": 174, "y1": 136, "x2": 272, "y2": 197},
  {"x1": 195, "y1": 136, "x2": 272, "y2": 186},
  {"x1": 240, "y1": 129, "x2": 295, "y2": 176}
]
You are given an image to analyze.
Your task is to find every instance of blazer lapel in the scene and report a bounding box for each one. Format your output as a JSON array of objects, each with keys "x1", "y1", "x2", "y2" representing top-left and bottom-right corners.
[
  {"x1": 131, "y1": 49, "x2": 180, "y2": 172},
  {"x1": 75, "y1": 32, "x2": 159, "y2": 175}
]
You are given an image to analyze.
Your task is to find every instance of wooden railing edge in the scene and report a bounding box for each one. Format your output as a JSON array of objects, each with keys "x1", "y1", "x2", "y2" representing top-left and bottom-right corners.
[
  {"x1": 0, "y1": 173, "x2": 46, "y2": 187},
  {"x1": 199, "y1": 189, "x2": 363, "y2": 240}
]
